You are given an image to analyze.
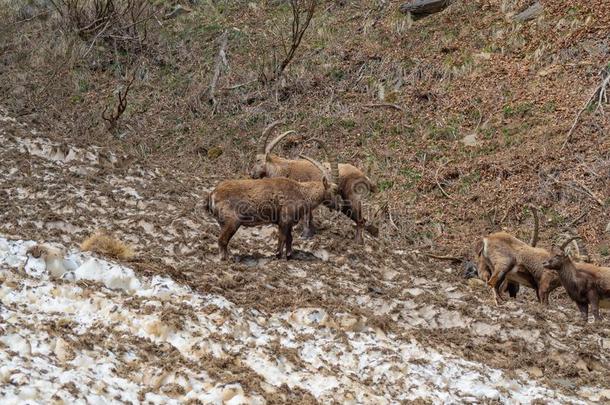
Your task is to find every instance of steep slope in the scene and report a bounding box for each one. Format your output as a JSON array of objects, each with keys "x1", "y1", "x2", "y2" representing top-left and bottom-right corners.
[{"x1": 1, "y1": 108, "x2": 610, "y2": 402}]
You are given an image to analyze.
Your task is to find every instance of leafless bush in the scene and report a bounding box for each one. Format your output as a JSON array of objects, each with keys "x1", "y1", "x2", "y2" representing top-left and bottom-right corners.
[
  {"x1": 260, "y1": 0, "x2": 317, "y2": 82},
  {"x1": 48, "y1": 0, "x2": 156, "y2": 54},
  {"x1": 102, "y1": 72, "x2": 136, "y2": 136}
]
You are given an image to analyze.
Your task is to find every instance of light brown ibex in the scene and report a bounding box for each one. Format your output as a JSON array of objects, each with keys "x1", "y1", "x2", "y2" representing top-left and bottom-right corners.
[
  {"x1": 206, "y1": 154, "x2": 340, "y2": 260},
  {"x1": 543, "y1": 237, "x2": 610, "y2": 322},
  {"x1": 478, "y1": 207, "x2": 562, "y2": 304},
  {"x1": 250, "y1": 121, "x2": 378, "y2": 243}
]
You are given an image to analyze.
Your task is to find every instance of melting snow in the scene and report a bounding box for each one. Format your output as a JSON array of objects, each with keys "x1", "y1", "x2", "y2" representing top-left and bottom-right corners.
[{"x1": 1, "y1": 236, "x2": 606, "y2": 403}]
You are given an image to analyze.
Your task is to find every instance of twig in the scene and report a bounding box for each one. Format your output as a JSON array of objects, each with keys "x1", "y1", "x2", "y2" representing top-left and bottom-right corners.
[
  {"x1": 434, "y1": 165, "x2": 453, "y2": 200},
  {"x1": 363, "y1": 103, "x2": 403, "y2": 111},
  {"x1": 499, "y1": 202, "x2": 517, "y2": 224},
  {"x1": 562, "y1": 66, "x2": 610, "y2": 150},
  {"x1": 222, "y1": 79, "x2": 257, "y2": 91},
  {"x1": 387, "y1": 204, "x2": 400, "y2": 232},
  {"x1": 550, "y1": 175, "x2": 604, "y2": 206},
  {"x1": 567, "y1": 211, "x2": 588, "y2": 228},
  {"x1": 275, "y1": 0, "x2": 316, "y2": 79},
  {"x1": 422, "y1": 252, "x2": 463, "y2": 263},
  {"x1": 570, "y1": 178, "x2": 604, "y2": 206},
  {"x1": 207, "y1": 30, "x2": 229, "y2": 110}
]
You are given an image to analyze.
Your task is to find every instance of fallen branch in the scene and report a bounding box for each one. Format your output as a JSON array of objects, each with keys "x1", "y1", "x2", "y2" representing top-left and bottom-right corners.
[
  {"x1": 566, "y1": 211, "x2": 588, "y2": 228},
  {"x1": 434, "y1": 165, "x2": 453, "y2": 200},
  {"x1": 363, "y1": 103, "x2": 403, "y2": 111},
  {"x1": 570, "y1": 178, "x2": 604, "y2": 206},
  {"x1": 562, "y1": 66, "x2": 610, "y2": 150},
  {"x1": 399, "y1": 0, "x2": 454, "y2": 19},
  {"x1": 421, "y1": 252, "x2": 462, "y2": 263},
  {"x1": 550, "y1": 175, "x2": 604, "y2": 206},
  {"x1": 207, "y1": 30, "x2": 229, "y2": 111},
  {"x1": 222, "y1": 79, "x2": 257, "y2": 91}
]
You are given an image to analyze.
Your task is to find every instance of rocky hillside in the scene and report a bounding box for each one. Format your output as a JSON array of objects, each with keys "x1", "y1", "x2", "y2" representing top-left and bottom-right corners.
[
  {"x1": 1, "y1": 107, "x2": 609, "y2": 403},
  {"x1": 1, "y1": 0, "x2": 610, "y2": 403}
]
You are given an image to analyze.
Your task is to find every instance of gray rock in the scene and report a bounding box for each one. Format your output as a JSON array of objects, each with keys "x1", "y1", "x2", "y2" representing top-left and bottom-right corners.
[
  {"x1": 461, "y1": 134, "x2": 479, "y2": 147},
  {"x1": 399, "y1": 0, "x2": 454, "y2": 19},
  {"x1": 514, "y1": 2, "x2": 543, "y2": 22}
]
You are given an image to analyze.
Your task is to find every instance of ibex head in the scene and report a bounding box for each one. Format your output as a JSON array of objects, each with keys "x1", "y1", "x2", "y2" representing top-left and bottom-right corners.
[
  {"x1": 543, "y1": 236, "x2": 581, "y2": 270},
  {"x1": 250, "y1": 120, "x2": 295, "y2": 178}
]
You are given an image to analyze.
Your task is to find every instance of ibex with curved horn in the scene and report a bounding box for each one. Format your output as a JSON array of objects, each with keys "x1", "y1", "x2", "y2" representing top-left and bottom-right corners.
[
  {"x1": 250, "y1": 121, "x2": 378, "y2": 243},
  {"x1": 478, "y1": 206, "x2": 562, "y2": 305},
  {"x1": 543, "y1": 237, "x2": 610, "y2": 322},
  {"x1": 206, "y1": 152, "x2": 340, "y2": 260}
]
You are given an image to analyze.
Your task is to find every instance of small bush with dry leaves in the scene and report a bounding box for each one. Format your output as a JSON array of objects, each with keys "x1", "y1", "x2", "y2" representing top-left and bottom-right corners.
[{"x1": 81, "y1": 230, "x2": 134, "y2": 260}]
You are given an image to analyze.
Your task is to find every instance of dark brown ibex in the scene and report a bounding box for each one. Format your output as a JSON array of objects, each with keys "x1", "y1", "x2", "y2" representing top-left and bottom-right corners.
[
  {"x1": 543, "y1": 237, "x2": 610, "y2": 322},
  {"x1": 206, "y1": 154, "x2": 340, "y2": 260},
  {"x1": 250, "y1": 122, "x2": 378, "y2": 243}
]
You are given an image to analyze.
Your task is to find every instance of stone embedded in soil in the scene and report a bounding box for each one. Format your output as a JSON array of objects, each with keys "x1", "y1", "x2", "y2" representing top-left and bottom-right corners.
[{"x1": 461, "y1": 134, "x2": 479, "y2": 147}]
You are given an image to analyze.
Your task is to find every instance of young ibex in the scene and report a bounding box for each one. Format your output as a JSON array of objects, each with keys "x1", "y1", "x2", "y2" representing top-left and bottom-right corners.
[
  {"x1": 543, "y1": 237, "x2": 610, "y2": 322},
  {"x1": 250, "y1": 121, "x2": 378, "y2": 243},
  {"x1": 206, "y1": 154, "x2": 340, "y2": 260},
  {"x1": 478, "y1": 207, "x2": 561, "y2": 304}
]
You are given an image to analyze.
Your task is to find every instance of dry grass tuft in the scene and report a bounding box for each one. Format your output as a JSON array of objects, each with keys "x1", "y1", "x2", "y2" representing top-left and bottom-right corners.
[{"x1": 81, "y1": 231, "x2": 134, "y2": 260}]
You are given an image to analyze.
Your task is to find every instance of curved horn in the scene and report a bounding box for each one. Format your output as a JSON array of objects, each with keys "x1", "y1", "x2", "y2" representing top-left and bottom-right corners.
[
  {"x1": 560, "y1": 235, "x2": 581, "y2": 252},
  {"x1": 259, "y1": 120, "x2": 284, "y2": 153},
  {"x1": 265, "y1": 130, "x2": 296, "y2": 155},
  {"x1": 308, "y1": 138, "x2": 339, "y2": 182},
  {"x1": 528, "y1": 205, "x2": 539, "y2": 247},
  {"x1": 299, "y1": 154, "x2": 330, "y2": 179}
]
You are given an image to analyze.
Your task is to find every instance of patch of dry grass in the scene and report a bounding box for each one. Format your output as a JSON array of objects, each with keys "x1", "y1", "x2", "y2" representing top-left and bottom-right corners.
[{"x1": 81, "y1": 231, "x2": 134, "y2": 260}]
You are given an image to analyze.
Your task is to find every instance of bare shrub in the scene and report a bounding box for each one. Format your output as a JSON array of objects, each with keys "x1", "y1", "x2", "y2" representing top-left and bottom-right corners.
[
  {"x1": 260, "y1": 0, "x2": 317, "y2": 82},
  {"x1": 48, "y1": 0, "x2": 156, "y2": 54},
  {"x1": 102, "y1": 71, "x2": 136, "y2": 136}
]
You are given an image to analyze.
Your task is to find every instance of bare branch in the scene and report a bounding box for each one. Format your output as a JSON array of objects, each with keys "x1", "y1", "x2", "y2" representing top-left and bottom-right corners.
[
  {"x1": 102, "y1": 72, "x2": 136, "y2": 134},
  {"x1": 562, "y1": 65, "x2": 610, "y2": 150},
  {"x1": 274, "y1": 0, "x2": 316, "y2": 79}
]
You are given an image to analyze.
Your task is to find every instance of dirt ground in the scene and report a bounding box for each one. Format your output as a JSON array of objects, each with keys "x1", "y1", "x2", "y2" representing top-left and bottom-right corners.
[
  {"x1": 1, "y1": 107, "x2": 609, "y2": 403},
  {"x1": 1, "y1": 0, "x2": 610, "y2": 402}
]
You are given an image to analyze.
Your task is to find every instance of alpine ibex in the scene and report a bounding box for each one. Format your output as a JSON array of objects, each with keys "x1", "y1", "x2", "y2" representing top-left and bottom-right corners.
[
  {"x1": 543, "y1": 237, "x2": 610, "y2": 322},
  {"x1": 206, "y1": 154, "x2": 340, "y2": 260},
  {"x1": 478, "y1": 207, "x2": 561, "y2": 304},
  {"x1": 250, "y1": 121, "x2": 378, "y2": 243}
]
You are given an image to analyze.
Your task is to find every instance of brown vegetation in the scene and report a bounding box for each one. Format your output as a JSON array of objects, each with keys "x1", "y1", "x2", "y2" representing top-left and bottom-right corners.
[{"x1": 81, "y1": 230, "x2": 134, "y2": 260}]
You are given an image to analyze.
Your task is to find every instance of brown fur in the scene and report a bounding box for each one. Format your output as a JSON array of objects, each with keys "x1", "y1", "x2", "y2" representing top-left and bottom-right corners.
[
  {"x1": 543, "y1": 250, "x2": 610, "y2": 321},
  {"x1": 481, "y1": 232, "x2": 560, "y2": 304},
  {"x1": 206, "y1": 177, "x2": 338, "y2": 260},
  {"x1": 81, "y1": 231, "x2": 134, "y2": 260},
  {"x1": 250, "y1": 154, "x2": 378, "y2": 243}
]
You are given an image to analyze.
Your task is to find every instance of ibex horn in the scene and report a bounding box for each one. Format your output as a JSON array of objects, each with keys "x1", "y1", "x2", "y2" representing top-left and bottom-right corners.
[
  {"x1": 265, "y1": 130, "x2": 296, "y2": 155},
  {"x1": 528, "y1": 205, "x2": 539, "y2": 247},
  {"x1": 308, "y1": 138, "x2": 339, "y2": 183},
  {"x1": 559, "y1": 235, "x2": 581, "y2": 252},
  {"x1": 259, "y1": 120, "x2": 284, "y2": 154},
  {"x1": 299, "y1": 154, "x2": 330, "y2": 180}
]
